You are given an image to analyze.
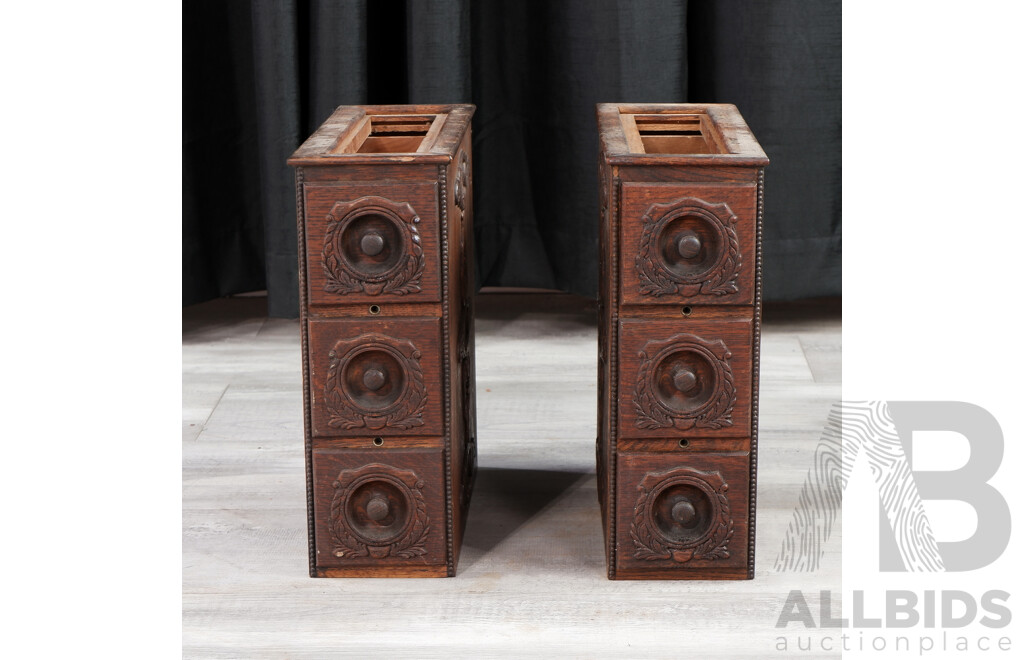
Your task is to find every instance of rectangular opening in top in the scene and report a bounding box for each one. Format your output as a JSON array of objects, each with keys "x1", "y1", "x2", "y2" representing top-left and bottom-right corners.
[
  {"x1": 331, "y1": 113, "x2": 444, "y2": 154},
  {"x1": 358, "y1": 115, "x2": 434, "y2": 153},
  {"x1": 629, "y1": 113, "x2": 723, "y2": 155}
]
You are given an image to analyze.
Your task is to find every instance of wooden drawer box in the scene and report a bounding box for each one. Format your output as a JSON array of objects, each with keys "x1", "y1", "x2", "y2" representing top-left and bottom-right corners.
[
  {"x1": 307, "y1": 317, "x2": 444, "y2": 438},
  {"x1": 312, "y1": 445, "x2": 447, "y2": 576},
  {"x1": 290, "y1": 104, "x2": 477, "y2": 577},
  {"x1": 617, "y1": 317, "x2": 753, "y2": 438},
  {"x1": 597, "y1": 103, "x2": 767, "y2": 579},
  {"x1": 615, "y1": 448, "x2": 751, "y2": 579},
  {"x1": 302, "y1": 181, "x2": 443, "y2": 306},
  {"x1": 619, "y1": 181, "x2": 757, "y2": 306}
]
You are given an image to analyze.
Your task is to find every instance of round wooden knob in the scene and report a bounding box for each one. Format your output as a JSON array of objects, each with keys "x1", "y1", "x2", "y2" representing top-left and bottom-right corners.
[
  {"x1": 360, "y1": 231, "x2": 385, "y2": 256},
  {"x1": 676, "y1": 231, "x2": 702, "y2": 259},
  {"x1": 362, "y1": 368, "x2": 386, "y2": 391},
  {"x1": 365, "y1": 496, "x2": 390, "y2": 522},
  {"x1": 672, "y1": 366, "x2": 699, "y2": 394},
  {"x1": 671, "y1": 499, "x2": 697, "y2": 526}
]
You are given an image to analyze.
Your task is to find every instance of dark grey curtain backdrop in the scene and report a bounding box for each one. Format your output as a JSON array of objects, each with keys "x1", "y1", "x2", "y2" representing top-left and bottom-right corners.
[{"x1": 183, "y1": 0, "x2": 840, "y2": 317}]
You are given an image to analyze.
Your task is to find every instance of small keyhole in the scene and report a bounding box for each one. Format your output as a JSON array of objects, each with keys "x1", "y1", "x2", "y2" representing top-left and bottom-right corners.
[
  {"x1": 681, "y1": 306, "x2": 693, "y2": 317},
  {"x1": 678, "y1": 438, "x2": 690, "y2": 448},
  {"x1": 369, "y1": 304, "x2": 381, "y2": 315},
  {"x1": 373, "y1": 437, "x2": 384, "y2": 447}
]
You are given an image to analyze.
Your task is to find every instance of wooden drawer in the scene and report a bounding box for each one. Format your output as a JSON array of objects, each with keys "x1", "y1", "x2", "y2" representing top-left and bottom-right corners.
[
  {"x1": 618, "y1": 317, "x2": 752, "y2": 438},
  {"x1": 619, "y1": 182, "x2": 757, "y2": 306},
  {"x1": 615, "y1": 448, "x2": 750, "y2": 578},
  {"x1": 312, "y1": 445, "x2": 446, "y2": 574},
  {"x1": 303, "y1": 181, "x2": 441, "y2": 306},
  {"x1": 308, "y1": 317, "x2": 443, "y2": 437}
]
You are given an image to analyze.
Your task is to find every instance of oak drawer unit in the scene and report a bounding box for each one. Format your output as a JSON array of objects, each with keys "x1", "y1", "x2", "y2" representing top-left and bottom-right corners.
[
  {"x1": 596, "y1": 104, "x2": 768, "y2": 579},
  {"x1": 288, "y1": 104, "x2": 477, "y2": 577}
]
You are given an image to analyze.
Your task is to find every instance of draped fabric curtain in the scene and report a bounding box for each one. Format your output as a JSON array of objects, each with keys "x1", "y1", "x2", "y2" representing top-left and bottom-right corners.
[{"x1": 183, "y1": 0, "x2": 840, "y2": 317}]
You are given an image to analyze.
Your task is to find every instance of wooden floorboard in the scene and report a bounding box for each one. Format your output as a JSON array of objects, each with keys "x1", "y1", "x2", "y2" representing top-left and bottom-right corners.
[{"x1": 183, "y1": 292, "x2": 841, "y2": 658}]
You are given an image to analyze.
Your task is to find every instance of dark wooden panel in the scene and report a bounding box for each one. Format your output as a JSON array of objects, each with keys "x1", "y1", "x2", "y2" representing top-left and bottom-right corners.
[
  {"x1": 307, "y1": 302, "x2": 443, "y2": 320},
  {"x1": 302, "y1": 163, "x2": 440, "y2": 184},
  {"x1": 445, "y1": 128, "x2": 478, "y2": 570},
  {"x1": 614, "y1": 449, "x2": 750, "y2": 578},
  {"x1": 308, "y1": 317, "x2": 444, "y2": 438},
  {"x1": 311, "y1": 435, "x2": 444, "y2": 450},
  {"x1": 618, "y1": 303, "x2": 752, "y2": 320},
  {"x1": 312, "y1": 446, "x2": 446, "y2": 571},
  {"x1": 617, "y1": 437, "x2": 750, "y2": 453},
  {"x1": 316, "y1": 565, "x2": 448, "y2": 578},
  {"x1": 618, "y1": 317, "x2": 753, "y2": 438},
  {"x1": 304, "y1": 181, "x2": 441, "y2": 306},
  {"x1": 613, "y1": 165, "x2": 759, "y2": 185},
  {"x1": 620, "y1": 182, "x2": 756, "y2": 306}
]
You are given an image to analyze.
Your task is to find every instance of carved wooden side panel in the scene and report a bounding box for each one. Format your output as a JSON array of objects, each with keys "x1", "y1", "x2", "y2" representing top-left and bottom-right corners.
[
  {"x1": 457, "y1": 302, "x2": 477, "y2": 508},
  {"x1": 303, "y1": 181, "x2": 442, "y2": 305},
  {"x1": 313, "y1": 447, "x2": 446, "y2": 568},
  {"x1": 616, "y1": 450, "x2": 750, "y2": 576},
  {"x1": 618, "y1": 318, "x2": 752, "y2": 438},
  {"x1": 308, "y1": 318, "x2": 443, "y2": 437},
  {"x1": 453, "y1": 150, "x2": 471, "y2": 214},
  {"x1": 620, "y1": 182, "x2": 757, "y2": 306},
  {"x1": 453, "y1": 146, "x2": 477, "y2": 509}
]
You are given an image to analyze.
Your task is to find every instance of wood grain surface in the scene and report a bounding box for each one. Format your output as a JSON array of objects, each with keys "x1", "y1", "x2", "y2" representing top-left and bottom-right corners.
[
  {"x1": 598, "y1": 103, "x2": 768, "y2": 580},
  {"x1": 617, "y1": 317, "x2": 753, "y2": 438},
  {"x1": 619, "y1": 181, "x2": 757, "y2": 306},
  {"x1": 291, "y1": 104, "x2": 476, "y2": 577},
  {"x1": 303, "y1": 180, "x2": 441, "y2": 306},
  {"x1": 307, "y1": 317, "x2": 444, "y2": 438}
]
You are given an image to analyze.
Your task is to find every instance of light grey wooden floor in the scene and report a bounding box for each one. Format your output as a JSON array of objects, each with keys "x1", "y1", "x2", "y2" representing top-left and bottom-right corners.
[{"x1": 183, "y1": 292, "x2": 841, "y2": 658}]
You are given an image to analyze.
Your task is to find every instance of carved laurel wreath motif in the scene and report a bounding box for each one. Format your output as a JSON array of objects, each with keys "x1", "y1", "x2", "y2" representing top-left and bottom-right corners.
[
  {"x1": 633, "y1": 333, "x2": 736, "y2": 430},
  {"x1": 329, "y1": 464, "x2": 431, "y2": 560},
  {"x1": 322, "y1": 196, "x2": 425, "y2": 296},
  {"x1": 635, "y1": 197, "x2": 741, "y2": 297},
  {"x1": 453, "y1": 150, "x2": 470, "y2": 212},
  {"x1": 323, "y1": 333, "x2": 427, "y2": 430},
  {"x1": 630, "y1": 468, "x2": 734, "y2": 563}
]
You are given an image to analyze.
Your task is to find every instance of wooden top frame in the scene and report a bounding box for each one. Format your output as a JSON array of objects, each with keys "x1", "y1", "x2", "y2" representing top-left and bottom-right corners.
[
  {"x1": 288, "y1": 104, "x2": 475, "y2": 166},
  {"x1": 597, "y1": 103, "x2": 768, "y2": 166}
]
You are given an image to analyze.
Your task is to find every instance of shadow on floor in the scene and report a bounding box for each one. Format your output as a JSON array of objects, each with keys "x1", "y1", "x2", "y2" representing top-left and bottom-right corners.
[
  {"x1": 458, "y1": 466, "x2": 593, "y2": 569},
  {"x1": 183, "y1": 295, "x2": 269, "y2": 337}
]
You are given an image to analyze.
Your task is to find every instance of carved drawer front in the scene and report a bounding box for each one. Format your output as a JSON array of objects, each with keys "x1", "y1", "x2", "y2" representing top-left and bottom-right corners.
[
  {"x1": 618, "y1": 317, "x2": 752, "y2": 438},
  {"x1": 304, "y1": 181, "x2": 441, "y2": 306},
  {"x1": 620, "y1": 182, "x2": 756, "y2": 306},
  {"x1": 615, "y1": 449, "x2": 750, "y2": 577},
  {"x1": 312, "y1": 446, "x2": 446, "y2": 570},
  {"x1": 308, "y1": 318, "x2": 443, "y2": 437}
]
